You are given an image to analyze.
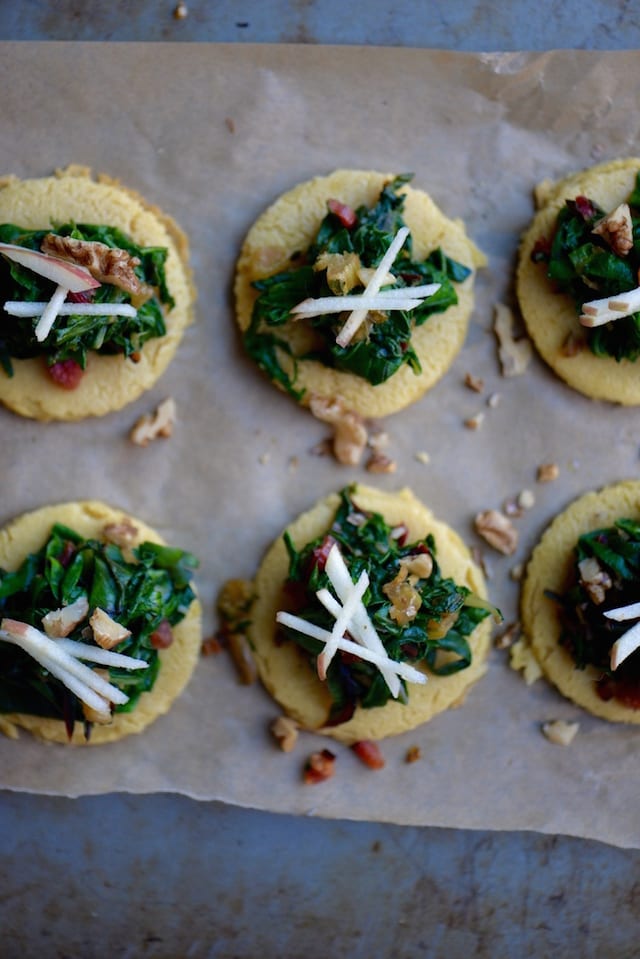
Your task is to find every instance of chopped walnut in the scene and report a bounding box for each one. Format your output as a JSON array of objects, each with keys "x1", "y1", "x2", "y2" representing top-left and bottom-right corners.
[
  {"x1": 270, "y1": 716, "x2": 300, "y2": 753},
  {"x1": 592, "y1": 203, "x2": 633, "y2": 256},
  {"x1": 578, "y1": 557, "x2": 612, "y2": 605},
  {"x1": 90, "y1": 607, "x2": 131, "y2": 650},
  {"x1": 494, "y1": 302, "x2": 533, "y2": 377},
  {"x1": 303, "y1": 749, "x2": 336, "y2": 785},
  {"x1": 474, "y1": 509, "x2": 519, "y2": 555},
  {"x1": 309, "y1": 394, "x2": 368, "y2": 466},
  {"x1": 510, "y1": 562, "x2": 525, "y2": 582},
  {"x1": 102, "y1": 520, "x2": 139, "y2": 548},
  {"x1": 503, "y1": 496, "x2": 523, "y2": 518},
  {"x1": 400, "y1": 552, "x2": 434, "y2": 581},
  {"x1": 173, "y1": 1, "x2": 188, "y2": 18},
  {"x1": 42, "y1": 595, "x2": 89, "y2": 638},
  {"x1": 464, "y1": 411, "x2": 485, "y2": 430},
  {"x1": 464, "y1": 372, "x2": 484, "y2": 393},
  {"x1": 130, "y1": 397, "x2": 177, "y2": 447},
  {"x1": 541, "y1": 719, "x2": 580, "y2": 746},
  {"x1": 405, "y1": 745, "x2": 422, "y2": 763},
  {"x1": 41, "y1": 234, "x2": 150, "y2": 298},
  {"x1": 537, "y1": 462, "x2": 559, "y2": 483},
  {"x1": 366, "y1": 450, "x2": 397, "y2": 474}
]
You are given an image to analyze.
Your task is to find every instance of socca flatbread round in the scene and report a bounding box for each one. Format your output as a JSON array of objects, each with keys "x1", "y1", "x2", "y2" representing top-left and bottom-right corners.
[
  {"x1": 0, "y1": 167, "x2": 194, "y2": 421},
  {"x1": 249, "y1": 484, "x2": 492, "y2": 744},
  {"x1": 235, "y1": 170, "x2": 485, "y2": 418},
  {"x1": 0, "y1": 500, "x2": 202, "y2": 745},
  {"x1": 517, "y1": 157, "x2": 640, "y2": 404},
  {"x1": 521, "y1": 480, "x2": 640, "y2": 723}
]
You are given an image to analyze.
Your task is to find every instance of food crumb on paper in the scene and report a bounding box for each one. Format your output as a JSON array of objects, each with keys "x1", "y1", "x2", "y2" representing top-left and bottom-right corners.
[
  {"x1": 129, "y1": 397, "x2": 176, "y2": 446},
  {"x1": 542, "y1": 719, "x2": 580, "y2": 746}
]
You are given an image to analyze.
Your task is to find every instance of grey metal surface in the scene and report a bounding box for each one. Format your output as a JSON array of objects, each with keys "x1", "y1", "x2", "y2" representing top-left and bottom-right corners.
[
  {"x1": 1, "y1": 4, "x2": 639, "y2": 957},
  {"x1": 0, "y1": 0, "x2": 639, "y2": 48},
  {"x1": 2, "y1": 791, "x2": 640, "y2": 959}
]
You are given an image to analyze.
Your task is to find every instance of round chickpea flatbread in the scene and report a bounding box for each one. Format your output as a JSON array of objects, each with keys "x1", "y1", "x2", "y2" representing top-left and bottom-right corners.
[
  {"x1": 0, "y1": 167, "x2": 194, "y2": 421},
  {"x1": 517, "y1": 157, "x2": 640, "y2": 404},
  {"x1": 235, "y1": 169, "x2": 485, "y2": 419},
  {"x1": 0, "y1": 500, "x2": 202, "y2": 745},
  {"x1": 249, "y1": 484, "x2": 492, "y2": 744},
  {"x1": 521, "y1": 480, "x2": 640, "y2": 723}
]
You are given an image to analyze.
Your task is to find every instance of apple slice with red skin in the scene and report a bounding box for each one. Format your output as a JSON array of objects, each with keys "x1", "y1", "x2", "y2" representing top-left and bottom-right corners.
[{"x1": 0, "y1": 242, "x2": 100, "y2": 293}]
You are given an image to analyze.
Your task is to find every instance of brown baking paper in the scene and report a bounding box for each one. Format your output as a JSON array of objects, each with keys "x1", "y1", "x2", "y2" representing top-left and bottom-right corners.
[{"x1": 0, "y1": 43, "x2": 639, "y2": 848}]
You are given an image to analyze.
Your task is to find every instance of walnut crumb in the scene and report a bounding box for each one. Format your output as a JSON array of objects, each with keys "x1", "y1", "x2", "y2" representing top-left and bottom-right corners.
[
  {"x1": 537, "y1": 463, "x2": 559, "y2": 483},
  {"x1": 487, "y1": 392, "x2": 502, "y2": 408},
  {"x1": 474, "y1": 509, "x2": 519, "y2": 555},
  {"x1": 102, "y1": 520, "x2": 139, "y2": 548},
  {"x1": 592, "y1": 203, "x2": 633, "y2": 256},
  {"x1": 405, "y1": 745, "x2": 422, "y2": 764},
  {"x1": 309, "y1": 393, "x2": 368, "y2": 466},
  {"x1": 130, "y1": 397, "x2": 176, "y2": 447},
  {"x1": 464, "y1": 372, "x2": 484, "y2": 393},
  {"x1": 541, "y1": 719, "x2": 580, "y2": 746},
  {"x1": 464, "y1": 411, "x2": 485, "y2": 430},
  {"x1": 366, "y1": 451, "x2": 397, "y2": 474},
  {"x1": 270, "y1": 716, "x2": 299, "y2": 753},
  {"x1": 173, "y1": 2, "x2": 188, "y2": 18},
  {"x1": 510, "y1": 562, "x2": 525, "y2": 582}
]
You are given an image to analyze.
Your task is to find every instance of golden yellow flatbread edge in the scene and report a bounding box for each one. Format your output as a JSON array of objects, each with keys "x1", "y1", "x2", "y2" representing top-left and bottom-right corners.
[
  {"x1": 249, "y1": 484, "x2": 492, "y2": 744},
  {"x1": 517, "y1": 157, "x2": 640, "y2": 405},
  {"x1": 0, "y1": 500, "x2": 202, "y2": 745},
  {"x1": 0, "y1": 166, "x2": 195, "y2": 421},
  {"x1": 521, "y1": 479, "x2": 640, "y2": 723},
  {"x1": 235, "y1": 170, "x2": 485, "y2": 418}
]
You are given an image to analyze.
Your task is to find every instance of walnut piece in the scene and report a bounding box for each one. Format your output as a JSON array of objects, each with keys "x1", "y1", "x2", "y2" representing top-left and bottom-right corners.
[
  {"x1": 537, "y1": 462, "x2": 559, "y2": 483},
  {"x1": 90, "y1": 607, "x2": 131, "y2": 650},
  {"x1": 494, "y1": 302, "x2": 533, "y2": 377},
  {"x1": 592, "y1": 203, "x2": 633, "y2": 256},
  {"x1": 578, "y1": 557, "x2": 612, "y2": 605},
  {"x1": 366, "y1": 450, "x2": 397, "y2": 474},
  {"x1": 541, "y1": 719, "x2": 580, "y2": 746},
  {"x1": 464, "y1": 372, "x2": 484, "y2": 393},
  {"x1": 474, "y1": 509, "x2": 519, "y2": 555},
  {"x1": 41, "y1": 234, "x2": 150, "y2": 298},
  {"x1": 42, "y1": 595, "x2": 89, "y2": 638},
  {"x1": 130, "y1": 397, "x2": 177, "y2": 447},
  {"x1": 102, "y1": 520, "x2": 139, "y2": 548},
  {"x1": 309, "y1": 394, "x2": 368, "y2": 466}
]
